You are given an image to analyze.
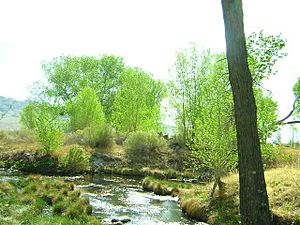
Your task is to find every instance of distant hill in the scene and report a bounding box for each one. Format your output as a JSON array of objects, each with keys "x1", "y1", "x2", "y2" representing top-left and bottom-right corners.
[{"x1": 0, "y1": 96, "x2": 28, "y2": 130}]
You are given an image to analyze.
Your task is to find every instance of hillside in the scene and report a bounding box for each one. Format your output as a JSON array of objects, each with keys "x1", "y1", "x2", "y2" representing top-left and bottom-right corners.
[{"x1": 0, "y1": 96, "x2": 28, "y2": 130}]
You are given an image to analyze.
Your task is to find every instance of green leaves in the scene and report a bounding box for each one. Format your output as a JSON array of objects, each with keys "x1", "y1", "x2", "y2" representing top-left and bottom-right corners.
[
  {"x1": 112, "y1": 68, "x2": 165, "y2": 133},
  {"x1": 67, "y1": 87, "x2": 105, "y2": 131},
  {"x1": 34, "y1": 104, "x2": 64, "y2": 154},
  {"x1": 247, "y1": 30, "x2": 287, "y2": 85},
  {"x1": 41, "y1": 55, "x2": 125, "y2": 122}
]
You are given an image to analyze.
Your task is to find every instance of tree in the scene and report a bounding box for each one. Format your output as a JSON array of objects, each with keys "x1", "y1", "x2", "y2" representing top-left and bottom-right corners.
[
  {"x1": 189, "y1": 54, "x2": 237, "y2": 198},
  {"x1": 247, "y1": 31, "x2": 287, "y2": 85},
  {"x1": 169, "y1": 45, "x2": 213, "y2": 144},
  {"x1": 221, "y1": 0, "x2": 271, "y2": 224},
  {"x1": 112, "y1": 68, "x2": 165, "y2": 133},
  {"x1": 41, "y1": 55, "x2": 125, "y2": 122},
  {"x1": 67, "y1": 87, "x2": 105, "y2": 131}
]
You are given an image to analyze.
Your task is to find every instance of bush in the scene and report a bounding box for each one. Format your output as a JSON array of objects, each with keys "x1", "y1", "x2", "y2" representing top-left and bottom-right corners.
[
  {"x1": 35, "y1": 107, "x2": 63, "y2": 154},
  {"x1": 124, "y1": 131, "x2": 169, "y2": 168},
  {"x1": 58, "y1": 145, "x2": 90, "y2": 174},
  {"x1": 83, "y1": 123, "x2": 114, "y2": 148}
]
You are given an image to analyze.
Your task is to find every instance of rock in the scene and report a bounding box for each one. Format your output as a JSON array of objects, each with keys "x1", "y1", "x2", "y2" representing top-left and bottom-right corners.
[
  {"x1": 111, "y1": 218, "x2": 119, "y2": 223},
  {"x1": 120, "y1": 217, "x2": 131, "y2": 223},
  {"x1": 110, "y1": 217, "x2": 131, "y2": 224}
]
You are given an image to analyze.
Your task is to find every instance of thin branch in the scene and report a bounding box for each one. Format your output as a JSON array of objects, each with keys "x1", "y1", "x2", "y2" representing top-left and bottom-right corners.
[
  {"x1": 0, "y1": 102, "x2": 15, "y2": 121},
  {"x1": 277, "y1": 95, "x2": 299, "y2": 124},
  {"x1": 280, "y1": 120, "x2": 300, "y2": 125}
]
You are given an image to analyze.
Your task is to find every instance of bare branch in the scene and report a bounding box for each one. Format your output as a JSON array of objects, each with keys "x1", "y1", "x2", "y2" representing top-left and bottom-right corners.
[
  {"x1": 280, "y1": 120, "x2": 300, "y2": 125},
  {"x1": 0, "y1": 102, "x2": 15, "y2": 121},
  {"x1": 277, "y1": 95, "x2": 299, "y2": 124}
]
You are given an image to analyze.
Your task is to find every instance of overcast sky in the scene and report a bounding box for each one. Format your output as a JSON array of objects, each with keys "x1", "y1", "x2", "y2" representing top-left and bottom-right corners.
[{"x1": 1, "y1": 0, "x2": 300, "y2": 123}]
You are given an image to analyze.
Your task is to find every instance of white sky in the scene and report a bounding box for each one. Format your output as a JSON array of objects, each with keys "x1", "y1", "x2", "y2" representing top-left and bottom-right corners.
[{"x1": 1, "y1": 0, "x2": 300, "y2": 141}]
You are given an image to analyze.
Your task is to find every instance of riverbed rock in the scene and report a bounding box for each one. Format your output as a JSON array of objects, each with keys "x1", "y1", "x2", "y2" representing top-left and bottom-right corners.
[{"x1": 111, "y1": 217, "x2": 131, "y2": 224}]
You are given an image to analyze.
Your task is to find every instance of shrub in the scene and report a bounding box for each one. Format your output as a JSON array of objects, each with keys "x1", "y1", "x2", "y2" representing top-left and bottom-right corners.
[
  {"x1": 83, "y1": 123, "x2": 114, "y2": 148},
  {"x1": 35, "y1": 108, "x2": 63, "y2": 154},
  {"x1": 20, "y1": 102, "x2": 38, "y2": 129},
  {"x1": 58, "y1": 145, "x2": 90, "y2": 174},
  {"x1": 124, "y1": 131, "x2": 169, "y2": 168}
]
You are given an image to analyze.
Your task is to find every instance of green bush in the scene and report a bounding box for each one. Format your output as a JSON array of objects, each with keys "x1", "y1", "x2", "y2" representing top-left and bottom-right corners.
[
  {"x1": 59, "y1": 145, "x2": 90, "y2": 174},
  {"x1": 35, "y1": 106, "x2": 63, "y2": 154},
  {"x1": 124, "y1": 131, "x2": 169, "y2": 168},
  {"x1": 83, "y1": 123, "x2": 114, "y2": 148}
]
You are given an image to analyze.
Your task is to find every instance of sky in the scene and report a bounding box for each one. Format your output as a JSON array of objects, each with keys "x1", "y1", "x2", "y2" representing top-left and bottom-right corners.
[{"x1": 0, "y1": 0, "x2": 300, "y2": 141}]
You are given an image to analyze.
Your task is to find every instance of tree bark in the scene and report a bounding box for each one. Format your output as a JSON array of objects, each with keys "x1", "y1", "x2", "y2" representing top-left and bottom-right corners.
[{"x1": 221, "y1": 0, "x2": 271, "y2": 224}]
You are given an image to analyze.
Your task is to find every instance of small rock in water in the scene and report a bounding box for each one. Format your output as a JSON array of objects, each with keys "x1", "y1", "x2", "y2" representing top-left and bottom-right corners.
[
  {"x1": 110, "y1": 217, "x2": 131, "y2": 224},
  {"x1": 111, "y1": 218, "x2": 119, "y2": 223},
  {"x1": 120, "y1": 217, "x2": 131, "y2": 223}
]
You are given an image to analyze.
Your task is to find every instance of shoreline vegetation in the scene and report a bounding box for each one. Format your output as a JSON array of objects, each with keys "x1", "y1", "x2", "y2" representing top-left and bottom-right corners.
[
  {"x1": 0, "y1": 175, "x2": 102, "y2": 225},
  {"x1": 1, "y1": 128, "x2": 300, "y2": 224},
  {"x1": 142, "y1": 168, "x2": 300, "y2": 225}
]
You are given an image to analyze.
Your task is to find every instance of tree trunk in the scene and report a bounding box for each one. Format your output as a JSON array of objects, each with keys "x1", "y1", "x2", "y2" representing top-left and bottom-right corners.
[{"x1": 221, "y1": 0, "x2": 271, "y2": 224}]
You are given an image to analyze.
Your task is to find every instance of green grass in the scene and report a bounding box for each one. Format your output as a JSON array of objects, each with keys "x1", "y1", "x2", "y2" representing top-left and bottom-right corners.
[{"x1": 0, "y1": 175, "x2": 102, "y2": 225}]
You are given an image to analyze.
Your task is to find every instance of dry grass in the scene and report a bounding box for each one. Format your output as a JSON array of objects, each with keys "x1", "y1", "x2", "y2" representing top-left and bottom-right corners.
[
  {"x1": 149, "y1": 167, "x2": 300, "y2": 224},
  {"x1": 94, "y1": 144, "x2": 126, "y2": 157},
  {"x1": 266, "y1": 168, "x2": 300, "y2": 219},
  {"x1": 272, "y1": 146, "x2": 300, "y2": 169}
]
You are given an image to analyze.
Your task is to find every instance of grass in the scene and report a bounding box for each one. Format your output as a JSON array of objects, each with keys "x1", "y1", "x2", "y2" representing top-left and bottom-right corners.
[
  {"x1": 144, "y1": 167, "x2": 300, "y2": 225},
  {"x1": 0, "y1": 175, "x2": 103, "y2": 225}
]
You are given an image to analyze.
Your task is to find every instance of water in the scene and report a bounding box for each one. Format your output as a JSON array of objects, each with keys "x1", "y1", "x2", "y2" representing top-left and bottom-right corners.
[
  {"x1": 78, "y1": 174, "x2": 208, "y2": 225},
  {"x1": 0, "y1": 169, "x2": 208, "y2": 225}
]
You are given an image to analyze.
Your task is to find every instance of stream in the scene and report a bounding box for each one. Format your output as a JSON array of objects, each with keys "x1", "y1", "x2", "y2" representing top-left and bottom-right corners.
[
  {"x1": 78, "y1": 174, "x2": 207, "y2": 225},
  {"x1": 0, "y1": 169, "x2": 208, "y2": 225}
]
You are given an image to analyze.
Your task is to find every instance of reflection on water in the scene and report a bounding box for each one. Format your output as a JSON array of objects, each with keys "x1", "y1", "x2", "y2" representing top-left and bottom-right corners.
[{"x1": 79, "y1": 174, "x2": 208, "y2": 225}]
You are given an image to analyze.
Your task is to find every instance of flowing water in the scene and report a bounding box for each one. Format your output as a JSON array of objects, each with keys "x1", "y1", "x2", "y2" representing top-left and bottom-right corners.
[
  {"x1": 0, "y1": 169, "x2": 208, "y2": 225},
  {"x1": 78, "y1": 174, "x2": 208, "y2": 225}
]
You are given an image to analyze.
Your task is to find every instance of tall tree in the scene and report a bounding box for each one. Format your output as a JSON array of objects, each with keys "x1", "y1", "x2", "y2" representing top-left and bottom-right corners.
[
  {"x1": 221, "y1": 0, "x2": 271, "y2": 224},
  {"x1": 112, "y1": 68, "x2": 165, "y2": 133},
  {"x1": 41, "y1": 55, "x2": 124, "y2": 122},
  {"x1": 169, "y1": 45, "x2": 213, "y2": 143}
]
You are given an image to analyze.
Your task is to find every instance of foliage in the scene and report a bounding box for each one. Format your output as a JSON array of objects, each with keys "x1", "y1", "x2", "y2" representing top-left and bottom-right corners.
[
  {"x1": 124, "y1": 131, "x2": 169, "y2": 167},
  {"x1": 169, "y1": 45, "x2": 237, "y2": 196},
  {"x1": 20, "y1": 102, "x2": 39, "y2": 129},
  {"x1": 67, "y1": 87, "x2": 105, "y2": 131},
  {"x1": 113, "y1": 68, "x2": 165, "y2": 132},
  {"x1": 168, "y1": 45, "x2": 214, "y2": 143},
  {"x1": 41, "y1": 54, "x2": 124, "y2": 122},
  {"x1": 255, "y1": 89, "x2": 279, "y2": 143},
  {"x1": 35, "y1": 104, "x2": 64, "y2": 154},
  {"x1": 247, "y1": 30, "x2": 287, "y2": 85},
  {"x1": 83, "y1": 123, "x2": 114, "y2": 148},
  {"x1": 58, "y1": 145, "x2": 90, "y2": 174},
  {"x1": 292, "y1": 77, "x2": 300, "y2": 116}
]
